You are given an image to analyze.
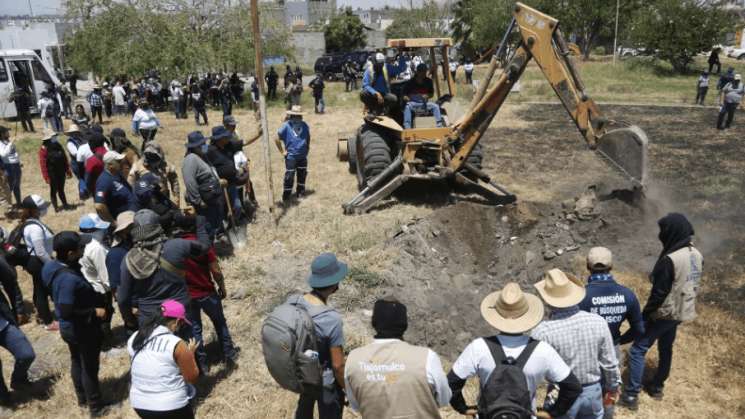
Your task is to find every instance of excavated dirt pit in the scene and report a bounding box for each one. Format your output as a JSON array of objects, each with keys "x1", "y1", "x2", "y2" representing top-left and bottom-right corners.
[{"x1": 380, "y1": 189, "x2": 662, "y2": 358}]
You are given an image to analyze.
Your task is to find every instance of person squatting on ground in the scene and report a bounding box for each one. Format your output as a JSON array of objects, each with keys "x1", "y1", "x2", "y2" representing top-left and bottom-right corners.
[
  {"x1": 127, "y1": 300, "x2": 199, "y2": 419},
  {"x1": 448, "y1": 282, "x2": 582, "y2": 418},
  {"x1": 293, "y1": 253, "x2": 348, "y2": 419},
  {"x1": 39, "y1": 130, "x2": 72, "y2": 212},
  {"x1": 344, "y1": 296, "x2": 451, "y2": 418},
  {"x1": 42, "y1": 231, "x2": 109, "y2": 417},
  {"x1": 717, "y1": 73, "x2": 744, "y2": 130},
  {"x1": 620, "y1": 213, "x2": 703, "y2": 410},
  {"x1": 531, "y1": 269, "x2": 621, "y2": 419},
  {"x1": 402, "y1": 64, "x2": 443, "y2": 129},
  {"x1": 578, "y1": 247, "x2": 644, "y2": 419},
  {"x1": 94, "y1": 151, "x2": 139, "y2": 223},
  {"x1": 361, "y1": 53, "x2": 407, "y2": 114},
  {"x1": 182, "y1": 132, "x2": 226, "y2": 239},
  {"x1": 276, "y1": 106, "x2": 310, "y2": 202},
  {"x1": 0, "y1": 127, "x2": 22, "y2": 207},
  {"x1": 695, "y1": 71, "x2": 709, "y2": 105}
]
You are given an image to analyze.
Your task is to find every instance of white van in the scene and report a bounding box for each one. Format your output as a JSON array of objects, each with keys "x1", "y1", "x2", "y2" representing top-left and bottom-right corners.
[{"x1": 0, "y1": 49, "x2": 62, "y2": 118}]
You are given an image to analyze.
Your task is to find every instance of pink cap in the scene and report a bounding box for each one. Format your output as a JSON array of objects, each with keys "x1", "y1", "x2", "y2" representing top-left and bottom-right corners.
[{"x1": 160, "y1": 300, "x2": 192, "y2": 325}]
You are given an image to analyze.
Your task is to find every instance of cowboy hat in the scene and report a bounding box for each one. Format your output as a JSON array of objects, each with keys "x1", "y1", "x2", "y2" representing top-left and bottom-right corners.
[
  {"x1": 480, "y1": 282, "x2": 544, "y2": 334},
  {"x1": 534, "y1": 269, "x2": 586, "y2": 308},
  {"x1": 65, "y1": 124, "x2": 81, "y2": 135},
  {"x1": 41, "y1": 129, "x2": 56, "y2": 141},
  {"x1": 286, "y1": 105, "x2": 305, "y2": 116}
]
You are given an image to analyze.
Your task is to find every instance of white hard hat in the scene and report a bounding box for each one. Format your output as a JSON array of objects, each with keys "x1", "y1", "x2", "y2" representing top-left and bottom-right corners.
[{"x1": 375, "y1": 53, "x2": 385, "y2": 63}]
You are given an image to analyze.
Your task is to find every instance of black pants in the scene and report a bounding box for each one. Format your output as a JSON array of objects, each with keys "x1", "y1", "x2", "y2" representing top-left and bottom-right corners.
[
  {"x1": 359, "y1": 90, "x2": 397, "y2": 115},
  {"x1": 717, "y1": 102, "x2": 738, "y2": 129},
  {"x1": 49, "y1": 169, "x2": 68, "y2": 210},
  {"x1": 295, "y1": 388, "x2": 343, "y2": 419},
  {"x1": 64, "y1": 331, "x2": 102, "y2": 409},
  {"x1": 139, "y1": 129, "x2": 158, "y2": 152},
  {"x1": 18, "y1": 109, "x2": 34, "y2": 132},
  {"x1": 25, "y1": 257, "x2": 53, "y2": 325},
  {"x1": 465, "y1": 71, "x2": 473, "y2": 84},
  {"x1": 135, "y1": 405, "x2": 194, "y2": 419},
  {"x1": 709, "y1": 62, "x2": 721, "y2": 74},
  {"x1": 268, "y1": 85, "x2": 277, "y2": 100},
  {"x1": 696, "y1": 87, "x2": 708, "y2": 105},
  {"x1": 104, "y1": 101, "x2": 112, "y2": 118},
  {"x1": 283, "y1": 157, "x2": 308, "y2": 200},
  {"x1": 194, "y1": 108, "x2": 208, "y2": 125},
  {"x1": 91, "y1": 106, "x2": 103, "y2": 124}
]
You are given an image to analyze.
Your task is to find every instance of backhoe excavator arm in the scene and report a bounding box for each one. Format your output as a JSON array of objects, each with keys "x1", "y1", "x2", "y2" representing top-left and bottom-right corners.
[{"x1": 448, "y1": 2, "x2": 647, "y2": 187}]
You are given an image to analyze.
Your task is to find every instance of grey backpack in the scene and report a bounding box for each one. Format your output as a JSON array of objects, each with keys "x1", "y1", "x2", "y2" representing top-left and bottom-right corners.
[{"x1": 261, "y1": 294, "x2": 330, "y2": 393}]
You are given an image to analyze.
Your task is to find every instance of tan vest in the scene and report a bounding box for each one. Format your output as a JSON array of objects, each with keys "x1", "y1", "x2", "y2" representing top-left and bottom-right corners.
[
  {"x1": 654, "y1": 246, "x2": 703, "y2": 322},
  {"x1": 346, "y1": 340, "x2": 441, "y2": 419}
]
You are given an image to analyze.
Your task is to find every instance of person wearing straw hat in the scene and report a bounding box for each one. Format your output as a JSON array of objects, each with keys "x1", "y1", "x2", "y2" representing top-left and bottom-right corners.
[
  {"x1": 532, "y1": 269, "x2": 620, "y2": 419},
  {"x1": 127, "y1": 299, "x2": 199, "y2": 419},
  {"x1": 276, "y1": 106, "x2": 310, "y2": 202},
  {"x1": 344, "y1": 296, "x2": 451, "y2": 418},
  {"x1": 106, "y1": 211, "x2": 136, "y2": 332},
  {"x1": 295, "y1": 253, "x2": 349, "y2": 419},
  {"x1": 448, "y1": 282, "x2": 581, "y2": 418}
]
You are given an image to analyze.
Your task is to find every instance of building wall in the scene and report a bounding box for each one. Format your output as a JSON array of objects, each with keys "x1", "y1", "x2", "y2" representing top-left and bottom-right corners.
[
  {"x1": 0, "y1": 20, "x2": 62, "y2": 51},
  {"x1": 291, "y1": 31, "x2": 326, "y2": 65},
  {"x1": 365, "y1": 30, "x2": 386, "y2": 50}
]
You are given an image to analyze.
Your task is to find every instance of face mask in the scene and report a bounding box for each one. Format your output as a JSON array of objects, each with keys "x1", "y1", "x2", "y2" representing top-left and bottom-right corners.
[
  {"x1": 91, "y1": 230, "x2": 107, "y2": 243},
  {"x1": 200, "y1": 143, "x2": 209, "y2": 154},
  {"x1": 38, "y1": 207, "x2": 48, "y2": 218}
]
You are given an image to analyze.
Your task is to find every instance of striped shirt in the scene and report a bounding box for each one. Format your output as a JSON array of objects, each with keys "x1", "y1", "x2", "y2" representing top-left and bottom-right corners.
[{"x1": 531, "y1": 306, "x2": 620, "y2": 388}]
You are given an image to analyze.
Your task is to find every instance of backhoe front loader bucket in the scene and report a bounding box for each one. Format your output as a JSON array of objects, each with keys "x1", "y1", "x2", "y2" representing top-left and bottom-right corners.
[{"x1": 595, "y1": 125, "x2": 649, "y2": 187}]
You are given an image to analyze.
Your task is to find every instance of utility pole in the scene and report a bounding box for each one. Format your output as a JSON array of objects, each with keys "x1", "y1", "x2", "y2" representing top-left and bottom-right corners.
[
  {"x1": 613, "y1": 0, "x2": 620, "y2": 65},
  {"x1": 27, "y1": 0, "x2": 34, "y2": 17},
  {"x1": 250, "y1": 0, "x2": 277, "y2": 221}
]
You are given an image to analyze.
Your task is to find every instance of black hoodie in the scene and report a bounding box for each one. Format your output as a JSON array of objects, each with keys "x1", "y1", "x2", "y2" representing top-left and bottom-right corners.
[{"x1": 643, "y1": 213, "x2": 695, "y2": 319}]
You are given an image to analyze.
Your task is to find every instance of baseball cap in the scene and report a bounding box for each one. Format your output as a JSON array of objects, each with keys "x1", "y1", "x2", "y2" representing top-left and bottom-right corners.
[
  {"x1": 79, "y1": 213, "x2": 111, "y2": 231},
  {"x1": 375, "y1": 52, "x2": 385, "y2": 63},
  {"x1": 161, "y1": 300, "x2": 192, "y2": 325},
  {"x1": 53, "y1": 231, "x2": 91, "y2": 256},
  {"x1": 103, "y1": 150, "x2": 126, "y2": 164},
  {"x1": 21, "y1": 194, "x2": 50, "y2": 211},
  {"x1": 587, "y1": 246, "x2": 613, "y2": 270},
  {"x1": 114, "y1": 211, "x2": 135, "y2": 234}
]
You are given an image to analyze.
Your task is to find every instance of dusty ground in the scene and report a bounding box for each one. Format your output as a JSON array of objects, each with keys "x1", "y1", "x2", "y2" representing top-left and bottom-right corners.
[{"x1": 0, "y1": 79, "x2": 744, "y2": 419}]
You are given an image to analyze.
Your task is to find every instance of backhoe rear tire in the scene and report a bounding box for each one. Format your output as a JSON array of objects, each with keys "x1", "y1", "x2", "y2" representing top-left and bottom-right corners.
[{"x1": 356, "y1": 128, "x2": 393, "y2": 190}]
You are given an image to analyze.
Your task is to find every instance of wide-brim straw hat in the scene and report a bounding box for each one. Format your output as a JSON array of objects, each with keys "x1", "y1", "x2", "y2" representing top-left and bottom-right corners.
[
  {"x1": 286, "y1": 105, "x2": 305, "y2": 116},
  {"x1": 65, "y1": 124, "x2": 81, "y2": 135},
  {"x1": 480, "y1": 282, "x2": 545, "y2": 334},
  {"x1": 534, "y1": 268, "x2": 586, "y2": 308}
]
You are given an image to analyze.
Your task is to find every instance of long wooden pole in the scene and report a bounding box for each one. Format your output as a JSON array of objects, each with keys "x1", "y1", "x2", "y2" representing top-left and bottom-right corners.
[{"x1": 250, "y1": 0, "x2": 276, "y2": 221}]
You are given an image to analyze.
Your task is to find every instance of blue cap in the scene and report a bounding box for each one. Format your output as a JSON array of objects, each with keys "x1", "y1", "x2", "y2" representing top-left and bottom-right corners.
[
  {"x1": 79, "y1": 213, "x2": 110, "y2": 231},
  {"x1": 307, "y1": 253, "x2": 348, "y2": 288},
  {"x1": 210, "y1": 126, "x2": 232, "y2": 142}
]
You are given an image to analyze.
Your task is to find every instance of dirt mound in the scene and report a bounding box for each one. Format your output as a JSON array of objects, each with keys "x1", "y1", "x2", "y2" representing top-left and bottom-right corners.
[{"x1": 383, "y1": 188, "x2": 658, "y2": 357}]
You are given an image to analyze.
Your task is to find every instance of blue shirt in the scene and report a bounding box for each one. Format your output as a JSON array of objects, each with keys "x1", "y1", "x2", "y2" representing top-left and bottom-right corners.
[
  {"x1": 105, "y1": 243, "x2": 129, "y2": 290},
  {"x1": 362, "y1": 57, "x2": 408, "y2": 96},
  {"x1": 578, "y1": 273, "x2": 645, "y2": 345},
  {"x1": 277, "y1": 120, "x2": 310, "y2": 159},
  {"x1": 95, "y1": 170, "x2": 139, "y2": 219},
  {"x1": 42, "y1": 260, "x2": 99, "y2": 337}
]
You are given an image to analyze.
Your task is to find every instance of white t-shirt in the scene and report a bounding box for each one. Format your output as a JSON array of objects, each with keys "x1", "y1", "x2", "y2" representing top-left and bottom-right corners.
[
  {"x1": 80, "y1": 238, "x2": 109, "y2": 294},
  {"x1": 449, "y1": 62, "x2": 458, "y2": 72},
  {"x1": 451, "y1": 335, "x2": 571, "y2": 411},
  {"x1": 234, "y1": 150, "x2": 248, "y2": 172},
  {"x1": 464, "y1": 63, "x2": 474, "y2": 72},
  {"x1": 128, "y1": 325, "x2": 190, "y2": 411},
  {"x1": 133, "y1": 108, "x2": 159, "y2": 130},
  {"x1": 0, "y1": 140, "x2": 20, "y2": 164},
  {"x1": 22, "y1": 221, "x2": 54, "y2": 263},
  {"x1": 112, "y1": 85, "x2": 127, "y2": 106},
  {"x1": 76, "y1": 143, "x2": 93, "y2": 164}
]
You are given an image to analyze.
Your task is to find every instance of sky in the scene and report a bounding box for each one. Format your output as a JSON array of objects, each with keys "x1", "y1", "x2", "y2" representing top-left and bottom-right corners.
[{"x1": 0, "y1": 0, "x2": 425, "y2": 17}]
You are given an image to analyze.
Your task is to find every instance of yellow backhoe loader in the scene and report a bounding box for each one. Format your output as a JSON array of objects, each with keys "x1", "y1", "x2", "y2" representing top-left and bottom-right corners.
[{"x1": 337, "y1": 3, "x2": 648, "y2": 214}]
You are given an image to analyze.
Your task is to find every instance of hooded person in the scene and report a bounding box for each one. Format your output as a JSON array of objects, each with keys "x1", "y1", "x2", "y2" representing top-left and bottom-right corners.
[
  {"x1": 620, "y1": 214, "x2": 703, "y2": 410},
  {"x1": 344, "y1": 296, "x2": 451, "y2": 418},
  {"x1": 128, "y1": 142, "x2": 180, "y2": 205},
  {"x1": 117, "y1": 209, "x2": 211, "y2": 328},
  {"x1": 360, "y1": 52, "x2": 408, "y2": 114}
]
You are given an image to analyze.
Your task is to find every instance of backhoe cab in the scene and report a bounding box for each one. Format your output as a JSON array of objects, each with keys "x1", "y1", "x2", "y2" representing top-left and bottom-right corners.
[{"x1": 338, "y1": 3, "x2": 648, "y2": 215}]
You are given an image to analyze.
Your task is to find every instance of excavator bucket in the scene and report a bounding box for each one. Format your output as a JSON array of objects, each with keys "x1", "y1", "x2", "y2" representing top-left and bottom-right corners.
[{"x1": 595, "y1": 125, "x2": 649, "y2": 187}]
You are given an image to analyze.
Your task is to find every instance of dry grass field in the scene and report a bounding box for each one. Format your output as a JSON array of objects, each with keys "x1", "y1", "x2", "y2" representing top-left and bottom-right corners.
[{"x1": 0, "y1": 61, "x2": 744, "y2": 418}]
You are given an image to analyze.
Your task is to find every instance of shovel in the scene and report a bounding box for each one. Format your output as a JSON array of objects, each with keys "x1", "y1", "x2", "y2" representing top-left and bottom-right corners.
[{"x1": 222, "y1": 187, "x2": 247, "y2": 249}]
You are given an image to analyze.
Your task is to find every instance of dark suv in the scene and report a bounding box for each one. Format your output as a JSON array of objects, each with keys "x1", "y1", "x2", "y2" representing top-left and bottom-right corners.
[{"x1": 314, "y1": 51, "x2": 371, "y2": 81}]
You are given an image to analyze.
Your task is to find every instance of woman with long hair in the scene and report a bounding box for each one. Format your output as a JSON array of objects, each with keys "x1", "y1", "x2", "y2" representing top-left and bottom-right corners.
[{"x1": 127, "y1": 300, "x2": 199, "y2": 419}]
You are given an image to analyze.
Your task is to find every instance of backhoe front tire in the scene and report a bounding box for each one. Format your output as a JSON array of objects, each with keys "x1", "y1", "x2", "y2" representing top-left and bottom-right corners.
[{"x1": 356, "y1": 128, "x2": 393, "y2": 190}]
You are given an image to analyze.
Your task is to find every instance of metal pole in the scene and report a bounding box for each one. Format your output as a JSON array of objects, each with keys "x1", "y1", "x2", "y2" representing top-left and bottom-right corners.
[
  {"x1": 250, "y1": 0, "x2": 277, "y2": 221},
  {"x1": 27, "y1": 0, "x2": 34, "y2": 17},
  {"x1": 613, "y1": 0, "x2": 620, "y2": 65}
]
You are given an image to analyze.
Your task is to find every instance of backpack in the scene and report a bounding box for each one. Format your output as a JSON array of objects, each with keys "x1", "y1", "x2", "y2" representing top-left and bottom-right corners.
[
  {"x1": 44, "y1": 101, "x2": 54, "y2": 118},
  {"x1": 3, "y1": 220, "x2": 51, "y2": 268},
  {"x1": 477, "y1": 337, "x2": 539, "y2": 419},
  {"x1": 261, "y1": 294, "x2": 331, "y2": 394},
  {"x1": 46, "y1": 141, "x2": 67, "y2": 170}
]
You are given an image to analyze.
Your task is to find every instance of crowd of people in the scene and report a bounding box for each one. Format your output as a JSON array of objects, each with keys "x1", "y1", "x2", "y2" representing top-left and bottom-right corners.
[{"x1": 268, "y1": 213, "x2": 701, "y2": 419}]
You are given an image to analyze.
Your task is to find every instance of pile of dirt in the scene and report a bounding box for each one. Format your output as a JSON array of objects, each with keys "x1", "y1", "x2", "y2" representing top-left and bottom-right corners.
[{"x1": 380, "y1": 188, "x2": 660, "y2": 357}]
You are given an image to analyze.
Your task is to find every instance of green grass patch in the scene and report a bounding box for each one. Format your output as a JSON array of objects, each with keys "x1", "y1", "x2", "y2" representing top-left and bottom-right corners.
[{"x1": 347, "y1": 266, "x2": 385, "y2": 288}]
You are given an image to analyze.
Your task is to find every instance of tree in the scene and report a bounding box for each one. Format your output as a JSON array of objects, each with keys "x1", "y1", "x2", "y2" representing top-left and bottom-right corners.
[
  {"x1": 532, "y1": 0, "x2": 642, "y2": 59},
  {"x1": 324, "y1": 8, "x2": 366, "y2": 53},
  {"x1": 385, "y1": 1, "x2": 448, "y2": 40},
  {"x1": 630, "y1": 0, "x2": 736, "y2": 73},
  {"x1": 450, "y1": 0, "x2": 513, "y2": 59}
]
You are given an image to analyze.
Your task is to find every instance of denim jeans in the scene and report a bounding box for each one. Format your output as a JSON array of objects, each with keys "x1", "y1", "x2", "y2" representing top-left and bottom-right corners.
[
  {"x1": 71, "y1": 160, "x2": 88, "y2": 199},
  {"x1": 227, "y1": 185, "x2": 243, "y2": 221},
  {"x1": 403, "y1": 101, "x2": 442, "y2": 129},
  {"x1": 283, "y1": 157, "x2": 307, "y2": 200},
  {"x1": 559, "y1": 382, "x2": 603, "y2": 419},
  {"x1": 4, "y1": 163, "x2": 21, "y2": 205},
  {"x1": 187, "y1": 293, "x2": 237, "y2": 365},
  {"x1": 197, "y1": 198, "x2": 225, "y2": 240},
  {"x1": 626, "y1": 319, "x2": 680, "y2": 396},
  {"x1": 0, "y1": 324, "x2": 36, "y2": 394},
  {"x1": 313, "y1": 96, "x2": 325, "y2": 113}
]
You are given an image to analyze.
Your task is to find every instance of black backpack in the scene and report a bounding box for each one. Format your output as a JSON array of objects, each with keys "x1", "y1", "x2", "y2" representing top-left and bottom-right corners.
[
  {"x1": 46, "y1": 141, "x2": 68, "y2": 170},
  {"x1": 3, "y1": 220, "x2": 51, "y2": 268},
  {"x1": 478, "y1": 337, "x2": 539, "y2": 419}
]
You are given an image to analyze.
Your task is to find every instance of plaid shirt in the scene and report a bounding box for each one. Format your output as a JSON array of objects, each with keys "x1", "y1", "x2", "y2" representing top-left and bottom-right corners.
[
  {"x1": 88, "y1": 92, "x2": 103, "y2": 107},
  {"x1": 532, "y1": 306, "x2": 620, "y2": 388}
]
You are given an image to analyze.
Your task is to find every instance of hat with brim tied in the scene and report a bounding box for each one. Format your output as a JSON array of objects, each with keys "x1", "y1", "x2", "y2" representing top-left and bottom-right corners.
[
  {"x1": 308, "y1": 253, "x2": 348, "y2": 288},
  {"x1": 286, "y1": 105, "x2": 305, "y2": 117},
  {"x1": 534, "y1": 268, "x2": 586, "y2": 308},
  {"x1": 480, "y1": 282, "x2": 544, "y2": 334}
]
